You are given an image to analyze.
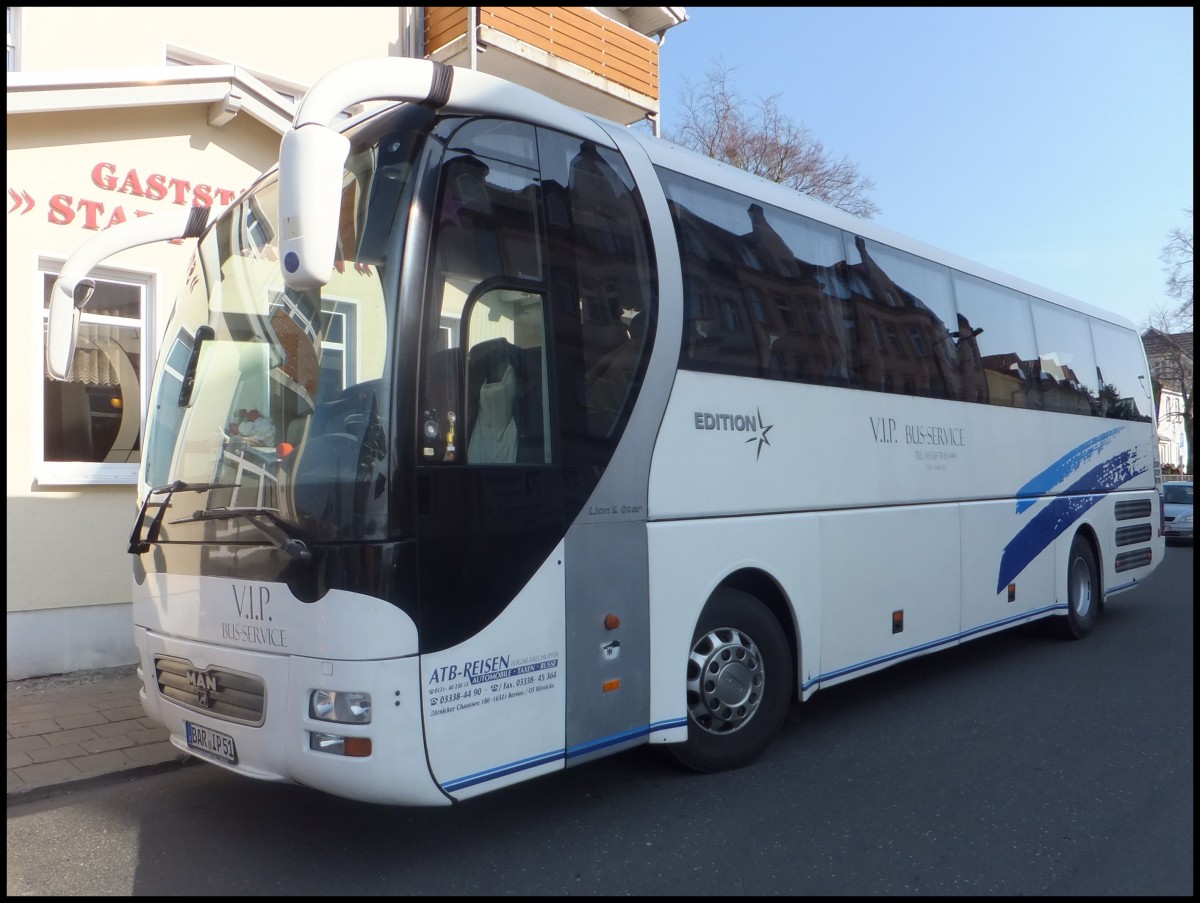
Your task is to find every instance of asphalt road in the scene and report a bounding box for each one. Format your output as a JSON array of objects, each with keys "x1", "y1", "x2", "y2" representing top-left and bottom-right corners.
[{"x1": 7, "y1": 546, "x2": 1192, "y2": 896}]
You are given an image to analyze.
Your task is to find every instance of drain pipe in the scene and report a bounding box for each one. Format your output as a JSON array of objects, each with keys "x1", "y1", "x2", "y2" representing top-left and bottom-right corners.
[
  {"x1": 468, "y1": 7, "x2": 478, "y2": 71},
  {"x1": 650, "y1": 27, "x2": 670, "y2": 138}
]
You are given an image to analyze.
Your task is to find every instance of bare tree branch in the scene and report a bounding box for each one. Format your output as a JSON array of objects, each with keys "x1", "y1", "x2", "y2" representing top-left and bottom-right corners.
[
  {"x1": 668, "y1": 61, "x2": 880, "y2": 219},
  {"x1": 1160, "y1": 207, "x2": 1193, "y2": 329}
]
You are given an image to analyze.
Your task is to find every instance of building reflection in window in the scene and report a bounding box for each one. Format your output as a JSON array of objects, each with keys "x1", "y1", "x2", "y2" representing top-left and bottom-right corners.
[{"x1": 41, "y1": 273, "x2": 143, "y2": 464}]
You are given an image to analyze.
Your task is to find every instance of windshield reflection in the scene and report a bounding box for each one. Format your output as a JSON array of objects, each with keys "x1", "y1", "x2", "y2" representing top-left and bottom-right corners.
[{"x1": 141, "y1": 112, "x2": 422, "y2": 544}]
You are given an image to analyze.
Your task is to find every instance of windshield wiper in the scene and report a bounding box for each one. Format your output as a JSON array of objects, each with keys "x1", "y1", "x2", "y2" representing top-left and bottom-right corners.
[
  {"x1": 171, "y1": 507, "x2": 312, "y2": 561},
  {"x1": 128, "y1": 480, "x2": 238, "y2": 555},
  {"x1": 177, "y1": 325, "x2": 215, "y2": 407}
]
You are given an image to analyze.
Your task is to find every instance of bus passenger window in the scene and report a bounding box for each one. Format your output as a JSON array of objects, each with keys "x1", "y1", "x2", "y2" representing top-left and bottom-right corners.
[{"x1": 421, "y1": 126, "x2": 547, "y2": 465}]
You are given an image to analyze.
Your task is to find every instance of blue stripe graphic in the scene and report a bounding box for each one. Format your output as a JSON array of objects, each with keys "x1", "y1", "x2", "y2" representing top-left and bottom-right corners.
[
  {"x1": 997, "y1": 447, "x2": 1146, "y2": 592},
  {"x1": 807, "y1": 604, "x2": 1065, "y2": 690},
  {"x1": 1014, "y1": 428, "x2": 1122, "y2": 513},
  {"x1": 440, "y1": 718, "x2": 687, "y2": 793}
]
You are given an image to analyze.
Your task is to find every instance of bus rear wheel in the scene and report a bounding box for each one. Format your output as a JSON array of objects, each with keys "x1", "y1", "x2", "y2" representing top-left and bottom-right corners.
[
  {"x1": 668, "y1": 588, "x2": 792, "y2": 773},
  {"x1": 1049, "y1": 534, "x2": 1100, "y2": 640}
]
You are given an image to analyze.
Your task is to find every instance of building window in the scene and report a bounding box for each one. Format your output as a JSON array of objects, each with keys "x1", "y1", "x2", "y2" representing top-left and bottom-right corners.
[
  {"x1": 907, "y1": 324, "x2": 929, "y2": 356},
  {"x1": 40, "y1": 265, "x2": 151, "y2": 484},
  {"x1": 869, "y1": 317, "x2": 884, "y2": 350},
  {"x1": 737, "y1": 243, "x2": 762, "y2": 270},
  {"x1": 7, "y1": 6, "x2": 20, "y2": 72},
  {"x1": 747, "y1": 287, "x2": 766, "y2": 323},
  {"x1": 777, "y1": 296, "x2": 796, "y2": 329}
]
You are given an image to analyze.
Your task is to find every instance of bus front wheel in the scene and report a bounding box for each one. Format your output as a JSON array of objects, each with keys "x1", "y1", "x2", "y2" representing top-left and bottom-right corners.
[
  {"x1": 1049, "y1": 534, "x2": 1100, "y2": 640},
  {"x1": 669, "y1": 588, "x2": 792, "y2": 773}
]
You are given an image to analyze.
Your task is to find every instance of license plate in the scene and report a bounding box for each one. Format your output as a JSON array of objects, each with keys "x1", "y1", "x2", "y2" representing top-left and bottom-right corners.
[{"x1": 185, "y1": 721, "x2": 238, "y2": 765}]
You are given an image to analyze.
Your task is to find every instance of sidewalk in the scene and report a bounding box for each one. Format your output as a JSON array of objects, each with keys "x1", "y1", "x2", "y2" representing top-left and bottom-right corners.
[{"x1": 7, "y1": 664, "x2": 192, "y2": 805}]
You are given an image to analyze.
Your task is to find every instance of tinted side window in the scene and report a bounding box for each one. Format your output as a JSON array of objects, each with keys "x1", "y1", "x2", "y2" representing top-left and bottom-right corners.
[
  {"x1": 661, "y1": 170, "x2": 853, "y2": 387},
  {"x1": 951, "y1": 273, "x2": 1039, "y2": 410},
  {"x1": 661, "y1": 167, "x2": 1140, "y2": 421},
  {"x1": 537, "y1": 129, "x2": 656, "y2": 452},
  {"x1": 1031, "y1": 299, "x2": 1099, "y2": 415},
  {"x1": 1090, "y1": 320, "x2": 1154, "y2": 421},
  {"x1": 663, "y1": 170, "x2": 979, "y2": 402},
  {"x1": 845, "y1": 238, "x2": 967, "y2": 400}
]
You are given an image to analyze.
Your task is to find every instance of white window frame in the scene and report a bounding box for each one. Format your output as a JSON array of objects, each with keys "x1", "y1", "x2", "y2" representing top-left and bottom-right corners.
[
  {"x1": 7, "y1": 5, "x2": 21, "y2": 72},
  {"x1": 37, "y1": 257, "x2": 156, "y2": 486}
]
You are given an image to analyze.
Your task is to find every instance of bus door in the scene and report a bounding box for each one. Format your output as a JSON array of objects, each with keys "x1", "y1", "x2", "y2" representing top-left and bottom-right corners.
[{"x1": 414, "y1": 118, "x2": 659, "y2": 794}]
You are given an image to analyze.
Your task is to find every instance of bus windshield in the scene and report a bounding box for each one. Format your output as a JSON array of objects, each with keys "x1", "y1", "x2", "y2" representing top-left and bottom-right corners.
[{"x1": 141, "y1": 107, "x2": 427, "y2": 543}]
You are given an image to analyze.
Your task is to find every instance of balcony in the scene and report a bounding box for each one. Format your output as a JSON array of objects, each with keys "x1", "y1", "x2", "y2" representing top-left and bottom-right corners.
[{"x1": 424, "y1": 7, "x2": 681, "y2": 126}]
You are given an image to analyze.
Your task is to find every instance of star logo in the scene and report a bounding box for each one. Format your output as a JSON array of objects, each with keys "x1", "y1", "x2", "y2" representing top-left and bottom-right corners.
[{"x1": 744, "y1": 408, "x2": 774, "y2": 460}]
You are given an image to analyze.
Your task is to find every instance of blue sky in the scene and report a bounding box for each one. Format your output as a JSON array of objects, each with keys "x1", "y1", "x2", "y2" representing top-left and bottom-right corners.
[{"x1": 657, "y1": 7, "x2": 1193, "y2": 329}]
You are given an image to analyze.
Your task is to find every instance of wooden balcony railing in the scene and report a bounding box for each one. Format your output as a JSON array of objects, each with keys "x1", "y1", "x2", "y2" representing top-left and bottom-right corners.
[{"x1": 424, "y1": 6, "x2": 660, "y2": 101}]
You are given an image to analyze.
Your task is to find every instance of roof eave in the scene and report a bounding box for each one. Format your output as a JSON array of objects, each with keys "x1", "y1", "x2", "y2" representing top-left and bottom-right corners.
[{"x1": 6, "y1": 65, "x2": 295, "y2": 134}]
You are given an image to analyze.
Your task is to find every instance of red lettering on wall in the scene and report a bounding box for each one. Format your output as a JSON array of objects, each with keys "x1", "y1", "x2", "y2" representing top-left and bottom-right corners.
[
  {"x1": 167, "y1": 178, "x2": 191, "y2": 206},
  {"x1": 43, "y1": 194, "x2": 155, "y2": 229},
  {"x1": 76, "y1": 198, "x2": 105, "y2": 231},
  {"x1": 48, "y1": 194, "x2": 75, "y2": 226},
  {"x1": 91, "y1": 162, "x2": 117, "y2": 191},
  {"x1": 145, "y1": 173, "x2": 168, "y2": 202},
  {"x1": 118, "y1": 169, "x2": 145, "y2": 198},
  {"x1": 86, "y1": 161, "x2": 239, "y2": 208},
  {"x1": 26, "y1": 162, "x2": 245, "y2": 231}
]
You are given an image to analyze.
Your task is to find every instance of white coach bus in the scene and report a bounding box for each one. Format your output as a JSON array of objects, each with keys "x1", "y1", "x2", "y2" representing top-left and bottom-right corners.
[{"x1": 46, "y1": 59, "x2": 1164, "y2": 805}]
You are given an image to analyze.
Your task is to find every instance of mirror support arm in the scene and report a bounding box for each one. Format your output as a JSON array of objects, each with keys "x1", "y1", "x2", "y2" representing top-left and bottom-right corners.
[{"x1": 46, "y1": 206, "x2": 213, "y2": 380}]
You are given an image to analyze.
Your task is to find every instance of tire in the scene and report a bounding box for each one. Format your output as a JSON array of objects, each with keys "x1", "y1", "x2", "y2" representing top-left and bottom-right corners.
[
  {"x1": 668, "y1": 587, "x2": 792, "y2": 773},
  {"x1": 1049, "y1": 534, "x2": 1100, "y2": 639}
]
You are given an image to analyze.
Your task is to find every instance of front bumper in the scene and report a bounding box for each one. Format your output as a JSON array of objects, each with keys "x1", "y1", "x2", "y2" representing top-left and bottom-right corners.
[{"x1": 135, "y1": 628, "x2": 450, "y2": 806}]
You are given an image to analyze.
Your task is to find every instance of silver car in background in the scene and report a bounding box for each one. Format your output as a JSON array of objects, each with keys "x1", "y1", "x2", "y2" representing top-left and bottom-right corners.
[{"x1": 1161, "y1": 481, "x2": 1193, "y2": 544}]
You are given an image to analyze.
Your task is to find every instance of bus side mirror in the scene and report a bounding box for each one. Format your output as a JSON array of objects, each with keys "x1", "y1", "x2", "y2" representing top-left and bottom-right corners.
[
  {"x1": 46, "y1": 278, "x2": 94, "y2": 380},
  {"x1": 44, "y1": 206, "x2": 213, "y2": 380},
  {"x1": 278, "y1": 124, "x2": 350, "y2": 292}
]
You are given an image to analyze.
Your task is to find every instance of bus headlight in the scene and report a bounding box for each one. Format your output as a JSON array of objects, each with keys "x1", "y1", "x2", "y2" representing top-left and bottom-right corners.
[{"x1": 310, "y1": 689, "x2": 372, "y2": 723}]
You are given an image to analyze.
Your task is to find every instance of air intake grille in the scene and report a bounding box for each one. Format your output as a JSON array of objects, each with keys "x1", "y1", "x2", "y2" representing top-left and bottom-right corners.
[
  {"x1": 1114, "y1": 548, "x2": 1153, "y2": 572},
  {"x1": 1114, "y1": 499, "x2": 1152, "y2": 520},
  {"x1": 1115, "y1": 524, "x2": 1153, "y2": 546},
  {"x1": 154, "y1": 655, "x2": 266, "y2": 726}
]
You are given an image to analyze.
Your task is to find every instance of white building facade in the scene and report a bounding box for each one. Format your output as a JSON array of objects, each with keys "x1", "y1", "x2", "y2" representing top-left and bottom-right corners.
[{"x1": 1157, "y1": 388, "x2": 1189, "y2": 476}]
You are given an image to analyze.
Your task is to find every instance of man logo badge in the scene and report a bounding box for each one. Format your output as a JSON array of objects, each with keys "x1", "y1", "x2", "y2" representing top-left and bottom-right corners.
[{"x1": 187, "y1": 669, "x2": 218, "y2": 708}]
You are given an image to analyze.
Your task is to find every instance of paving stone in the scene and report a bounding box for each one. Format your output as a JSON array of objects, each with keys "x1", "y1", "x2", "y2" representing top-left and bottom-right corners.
[
  {"x1": 28, "y1": 743, "x2": 87, "y2": 764},
  {"x1": 13, "y1": 759, "x2": 85, "y2": 788},
  {"x1": 79, "y1": 735, "x2": 136, "y2": 754}
]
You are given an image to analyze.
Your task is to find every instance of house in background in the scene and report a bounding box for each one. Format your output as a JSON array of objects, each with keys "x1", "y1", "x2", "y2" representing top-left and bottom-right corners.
[
  {"x1": 1141, "y1": 328, "x2": 1193, "y2": 477},
  {"x1": 1156, "y1": 386, "x2": 1188, "y2": 475},
  {"x1": 5, "y1": 6, "x2": 688, "y2": 680}
]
